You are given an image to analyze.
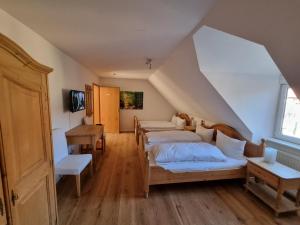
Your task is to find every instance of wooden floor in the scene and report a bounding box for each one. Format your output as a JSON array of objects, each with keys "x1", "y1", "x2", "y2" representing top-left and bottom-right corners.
[{"x1": 57, "y1": 133, "x2": 300, "y2": 225}]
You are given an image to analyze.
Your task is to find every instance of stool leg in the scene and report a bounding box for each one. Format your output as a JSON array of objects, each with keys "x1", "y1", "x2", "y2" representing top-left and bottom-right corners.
[
  {"x1": 89, "y1": 161, "x2": 93, "y2": 176},
  {"x1": 296, "y1": 189, "x2": 300, "y2": 206},
  {"x1": 76, "y1": 175, "x2": 81, "y2": 197}
]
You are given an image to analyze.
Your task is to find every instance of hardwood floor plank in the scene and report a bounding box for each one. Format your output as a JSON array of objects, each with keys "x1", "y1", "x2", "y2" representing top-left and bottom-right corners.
[{"x1": 57, "y1": 133, "x2": 300, "y2": 225}]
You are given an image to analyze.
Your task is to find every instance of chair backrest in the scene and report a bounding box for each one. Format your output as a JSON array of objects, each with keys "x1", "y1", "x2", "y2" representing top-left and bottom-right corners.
[
  {"x1": 83, "y1": 116, "x2": 93, "y2": 125},
  {"x1": 52, "y1": 128, "x2": 69, "y2": 164}
]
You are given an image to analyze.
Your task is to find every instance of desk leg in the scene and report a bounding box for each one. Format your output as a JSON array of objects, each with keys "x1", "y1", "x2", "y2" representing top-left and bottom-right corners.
[
  {"x1": 76, "y1": 175, "x2": 81, "y2": 197},
  {"x1": 296, "y1": 189, "x2": 300, "y2": 207},
  {"x1": 92, "y1": 136, "x2": 97, "y2": 171},
  {"x1": 245, "y1": 170, "x2": 250, "y2": 192}
]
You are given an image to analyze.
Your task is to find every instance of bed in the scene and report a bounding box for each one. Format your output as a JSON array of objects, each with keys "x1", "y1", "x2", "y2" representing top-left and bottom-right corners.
[
  {"x1": 134, "y1": 113, "x2": 192, "y2": 144},
  {"x1": 138, "y1": 120, "x2": 265, "y2": 198}
]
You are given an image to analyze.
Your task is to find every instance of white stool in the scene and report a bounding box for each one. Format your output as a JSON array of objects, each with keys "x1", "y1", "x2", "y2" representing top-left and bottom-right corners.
[{"x1": 52, "y1": 128, "x2": 93, "y2": 197}]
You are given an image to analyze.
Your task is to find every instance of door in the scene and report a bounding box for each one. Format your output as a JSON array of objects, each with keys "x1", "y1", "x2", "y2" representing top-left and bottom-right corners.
[
  {"x1": 99, "y1": 87, "x2": 120, "y2": 133},
  {"x1": 93, "y1": 84, "x2": 100, "y2": 125},
  {"x1": 0, "y1": 35, "x2": 57, "y2": 225}
]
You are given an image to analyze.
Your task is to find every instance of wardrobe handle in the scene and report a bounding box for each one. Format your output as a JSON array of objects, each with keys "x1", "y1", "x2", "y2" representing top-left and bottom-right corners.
[
  {"x1": 11, "y1": 190, "x2": 19, "y2": 206},
  {"x1": 0, "y1": 198, "x2": 3, "y2": 216}
]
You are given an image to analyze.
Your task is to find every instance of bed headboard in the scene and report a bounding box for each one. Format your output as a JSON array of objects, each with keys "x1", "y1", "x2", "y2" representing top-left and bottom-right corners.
[
  {"x1": 176, "y1": 113, "x2": 192, "y2": 126},
  {"x1": 201, "y1": 120, "x2": 265, "y2": 158}
]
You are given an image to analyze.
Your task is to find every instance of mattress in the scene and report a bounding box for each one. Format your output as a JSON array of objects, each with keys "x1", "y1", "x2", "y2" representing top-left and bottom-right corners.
[
  {"x1": 145, "y1": 130, "x2": 202, "y2": 144},
  {"x1": 148, "y1": 151, "x2": 247, "y2": 173},
  {"x1": 139, "y1": 120, "x2": 176, "y2": 130}
]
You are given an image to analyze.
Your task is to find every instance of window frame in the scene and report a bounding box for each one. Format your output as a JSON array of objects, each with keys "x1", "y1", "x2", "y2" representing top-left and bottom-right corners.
[{"x1": 274, "y1": 84, "x2": 300, "y2": 144}]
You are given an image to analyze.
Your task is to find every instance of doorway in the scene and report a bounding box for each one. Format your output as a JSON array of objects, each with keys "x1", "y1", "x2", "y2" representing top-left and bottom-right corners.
[{"x1": 93, "y1": 84, "x2": 120, "y2": 133}]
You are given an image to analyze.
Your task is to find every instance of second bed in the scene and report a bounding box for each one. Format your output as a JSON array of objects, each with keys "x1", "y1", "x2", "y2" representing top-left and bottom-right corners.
[{"x1": 138, "y1": 121, "x2": 265, "y2": 198}]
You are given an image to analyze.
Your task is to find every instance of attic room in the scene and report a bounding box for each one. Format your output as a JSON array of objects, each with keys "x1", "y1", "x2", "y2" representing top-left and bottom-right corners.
[{"x1": 0, "y1": 0, "x2": 299, "y2": 225}]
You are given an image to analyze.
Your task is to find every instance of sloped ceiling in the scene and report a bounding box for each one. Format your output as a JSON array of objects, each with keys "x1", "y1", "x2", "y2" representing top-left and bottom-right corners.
[
  {"x1": 0, "y1": 0, "x2": 216, "y2": 79},
  {"x1": 194, "y1": 26, "x2": 282, "y2": 77},
  {"x1": 149, "y1": 34, "x2": 253, "y2": 139},
  {"x1": 201, "y1": 0, "x2": 300, "y2": 98}
]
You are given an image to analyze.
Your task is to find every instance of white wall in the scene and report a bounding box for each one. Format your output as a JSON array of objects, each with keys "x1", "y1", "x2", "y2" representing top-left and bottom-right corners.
[
  {"x1": 203, "y1": 73, "x2": 280, "y2": 142},
  {"x1": 193, "y1": 26, "x2": 281, "y2": 142},
  {"x1": 149, "y1": 34, "x2": 253, "y2": 139},
  {"x1": 0, "y1": 9, "x2": 100, "y2": 129},
  {"x1": 0, "y1": 9, "x2": 100, "y2": 162},
  {"x1": 99, "y1": 78, "x2": 176, "y2": 132}
]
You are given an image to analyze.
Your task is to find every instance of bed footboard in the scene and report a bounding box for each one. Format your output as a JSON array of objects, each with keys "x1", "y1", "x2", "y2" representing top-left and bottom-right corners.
[
  {"x1": 134, "y1": 116, "x2": 139, "y2": 144},
  {"x1": 138, "y1": 133, "x2": 150, "y2": 198}
]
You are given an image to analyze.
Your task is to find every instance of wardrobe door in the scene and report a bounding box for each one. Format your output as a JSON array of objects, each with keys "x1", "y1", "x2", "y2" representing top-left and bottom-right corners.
[
  {"x1": 0, "y1": 169, "x2": 7, "y2": 225},
  {"x1": 99, "y1": 87, "x2": 120, "y2": 133},
  {"x1": 0, "y1": 35, "x2": 57, "y2": 225}
]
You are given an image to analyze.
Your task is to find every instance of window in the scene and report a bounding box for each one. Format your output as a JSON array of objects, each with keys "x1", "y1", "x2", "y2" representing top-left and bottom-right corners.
[{"x1": 275, "y1": 84, "x2": 300, "y2": 144}]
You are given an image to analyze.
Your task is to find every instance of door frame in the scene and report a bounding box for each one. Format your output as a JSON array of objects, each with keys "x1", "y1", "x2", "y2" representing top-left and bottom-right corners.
[{"x1": 92, "y1": 83, "x2": 101, "y2": 125}]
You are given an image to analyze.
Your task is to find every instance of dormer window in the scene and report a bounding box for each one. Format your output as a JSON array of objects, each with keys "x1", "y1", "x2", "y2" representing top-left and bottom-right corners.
[{"x1": 275, "y1": 84, "x2": 300, "y2": 144}]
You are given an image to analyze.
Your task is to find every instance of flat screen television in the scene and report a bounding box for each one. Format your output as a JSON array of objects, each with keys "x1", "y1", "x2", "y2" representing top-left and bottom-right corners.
[{"x1": 70, "y1": 90, "x2": 85, "y2": 112}]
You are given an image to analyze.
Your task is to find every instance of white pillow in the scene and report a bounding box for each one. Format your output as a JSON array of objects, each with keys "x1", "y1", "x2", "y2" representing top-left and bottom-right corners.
[
  {"x1": 196, "y1": 126, "x2": 214, "y2": 143},
  {"x1": 176, "y1": 117, "x2": 186, "y2": 129},
  {"x1": 153, "y1": 142, "x2": 227, "y2": 163},
  {"x1": 216, "y1": 130, "x2": 246, "y2": 160},
  {"x1": 171, "y1": 115, "x2": 177, "y2": 124}
]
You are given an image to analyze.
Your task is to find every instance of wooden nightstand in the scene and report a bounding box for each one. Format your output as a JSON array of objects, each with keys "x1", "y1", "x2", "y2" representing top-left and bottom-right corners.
[
  {"x1": 245, "y1": 157, "x2": 300, "y2": 216},
  {"x1": 184, "y1": 126, "x2": 196, "y2": 132}
]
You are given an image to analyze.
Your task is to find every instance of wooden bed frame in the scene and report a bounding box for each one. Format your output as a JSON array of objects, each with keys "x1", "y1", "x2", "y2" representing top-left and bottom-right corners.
[
  {"x1": 138, "y1": 120, "x2": 265, "y2": 198},
  {"x1": 134, "y1": 113, "x2": 192, "y2": 145}
]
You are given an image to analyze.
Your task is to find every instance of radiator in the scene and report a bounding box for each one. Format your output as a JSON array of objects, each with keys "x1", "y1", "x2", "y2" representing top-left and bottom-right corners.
[{"x1": 277, "y1": 151, "x2": 300, "y2": 171}]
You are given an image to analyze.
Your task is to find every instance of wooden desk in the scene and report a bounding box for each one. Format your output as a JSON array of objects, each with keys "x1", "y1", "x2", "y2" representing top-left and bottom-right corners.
[
  {"x1": 65, "y1": 125, "x2": 103, "y2": 171},
  {"x1": 245, "y1": 157, "x2": 300, "y2": 216}
]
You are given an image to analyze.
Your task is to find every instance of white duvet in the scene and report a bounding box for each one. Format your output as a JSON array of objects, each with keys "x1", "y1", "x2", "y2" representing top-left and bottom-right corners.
[
  {"x1": 146, "y1": 130, "x2": 202, "y2": 144},
  {"x1": 150, "y1": 154, "x2": 247, "y2": 173},
  {"x1": 152, "y1": 142, "x2": 227, "y2": 163}
]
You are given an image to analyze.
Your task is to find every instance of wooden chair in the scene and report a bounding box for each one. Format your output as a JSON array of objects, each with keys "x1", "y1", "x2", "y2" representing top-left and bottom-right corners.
[
  {"x1": 81, "y1": 116, "x2": 106, "y2": 154},
  {"x1": 52, "y1": 128, "x2": 93, "y2": 197}
]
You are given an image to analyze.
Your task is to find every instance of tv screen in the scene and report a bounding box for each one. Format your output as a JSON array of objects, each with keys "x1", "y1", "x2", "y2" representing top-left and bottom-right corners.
[{"x1": 70, "y1": 90, "x2": 85, "y2": 112}]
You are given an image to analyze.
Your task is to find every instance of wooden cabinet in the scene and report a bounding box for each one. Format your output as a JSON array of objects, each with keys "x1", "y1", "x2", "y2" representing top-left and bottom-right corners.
[
  {"x1": 246, "y1": 158, "x2": 300, "y2": 216},
  {"x1": 0, "y1": 34, "x2": 58, "y2": 224}
]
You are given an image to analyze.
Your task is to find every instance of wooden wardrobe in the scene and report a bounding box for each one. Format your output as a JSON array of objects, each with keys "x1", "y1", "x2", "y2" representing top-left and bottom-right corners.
[
  {"x1": 0, "y1": 34, "x2": 58, "y2": 225},
  {"x1": 93, "y1": 85, "x2": 120, "y2": 133}
]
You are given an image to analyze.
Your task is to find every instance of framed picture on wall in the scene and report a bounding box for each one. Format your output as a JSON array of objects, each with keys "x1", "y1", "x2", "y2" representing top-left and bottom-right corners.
[{"x1": 120, "y1": 91, "x2": 143, "y2": 109}]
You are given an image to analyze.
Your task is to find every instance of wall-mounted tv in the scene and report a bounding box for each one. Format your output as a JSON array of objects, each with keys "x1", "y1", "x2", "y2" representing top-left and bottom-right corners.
[{"x1": 70, "y1": 90, "x2": 85, "y2": 113}]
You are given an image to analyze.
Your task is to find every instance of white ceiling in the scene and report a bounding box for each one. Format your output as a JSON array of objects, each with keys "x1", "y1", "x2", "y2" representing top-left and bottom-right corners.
[{"x1": 0, "y1": 0, "x2": 215, "y2": 79}]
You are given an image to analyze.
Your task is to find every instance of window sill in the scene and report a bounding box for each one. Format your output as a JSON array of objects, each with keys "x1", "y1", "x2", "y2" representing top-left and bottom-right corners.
[{"x1": 266, "y1": 138, "x2": 300, "y2": 157}]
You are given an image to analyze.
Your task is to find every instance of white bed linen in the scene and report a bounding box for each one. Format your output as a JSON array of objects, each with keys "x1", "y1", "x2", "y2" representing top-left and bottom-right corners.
[
  {"x1": 146, "y1": 130, "x2": 202, "y2": 144},
  {"x1": 152, "y1": 142, "x2": 227, "y2": 163},
  {"x1": 149, "y1": 151, "x2": 247, "y2": 173},
  {"x1": 139, "y1": 120, "x2": 176, "y2": 130}
]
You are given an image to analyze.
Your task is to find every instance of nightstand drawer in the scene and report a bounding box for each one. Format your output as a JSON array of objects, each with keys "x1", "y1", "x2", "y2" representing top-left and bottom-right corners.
[{"x1": 247, "y1": 162, "x2": 279, "y2": 187}]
